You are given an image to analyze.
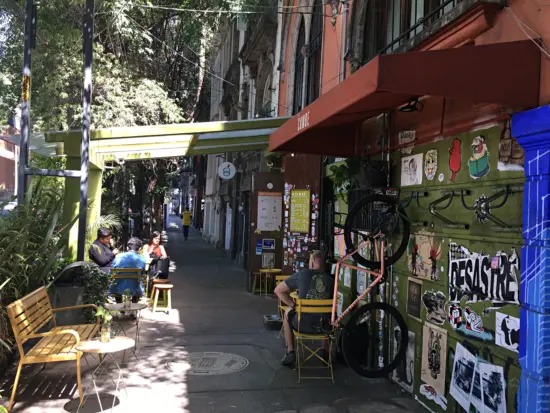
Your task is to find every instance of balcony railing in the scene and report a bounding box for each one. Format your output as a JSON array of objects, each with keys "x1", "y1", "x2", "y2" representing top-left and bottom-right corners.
[{"x1": 362, "y1": 0, "x2": 507, "y2": 64}]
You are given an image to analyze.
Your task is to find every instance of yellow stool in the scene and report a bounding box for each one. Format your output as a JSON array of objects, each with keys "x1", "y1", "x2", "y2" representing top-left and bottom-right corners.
[
  {"x1": 152, "y1": 284, "x2": 173, "y2": 314},
  {"x1": 150, "y1": 279, "x2": 169, "y2": 306}
]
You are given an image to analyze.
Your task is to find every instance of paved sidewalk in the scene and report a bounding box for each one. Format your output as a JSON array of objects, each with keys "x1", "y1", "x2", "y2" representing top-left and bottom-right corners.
[{"x1": 0, "y1": 220, "x2": 425, "y2": 413}]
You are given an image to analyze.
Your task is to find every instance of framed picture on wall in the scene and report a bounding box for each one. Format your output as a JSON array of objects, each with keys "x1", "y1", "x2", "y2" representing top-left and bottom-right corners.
[{"x1": 407, "y1": 277, "x2": 422, "y2": 321}]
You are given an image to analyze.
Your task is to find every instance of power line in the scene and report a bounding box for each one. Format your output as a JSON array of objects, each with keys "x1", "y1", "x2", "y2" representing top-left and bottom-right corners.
[{"x1": 135, "y1": 4, "x2": 338, "y2": 17}]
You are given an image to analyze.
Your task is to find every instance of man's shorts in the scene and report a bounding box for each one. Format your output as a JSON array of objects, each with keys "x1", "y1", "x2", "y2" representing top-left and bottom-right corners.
[{"x1": 287, "y1": 309, "x2": 330, "y2": 334}]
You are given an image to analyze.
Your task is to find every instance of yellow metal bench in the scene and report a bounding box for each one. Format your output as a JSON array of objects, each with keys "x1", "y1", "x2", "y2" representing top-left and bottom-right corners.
[{"x1": 6, "y1": 287, "x2": 100, "y2": 411}]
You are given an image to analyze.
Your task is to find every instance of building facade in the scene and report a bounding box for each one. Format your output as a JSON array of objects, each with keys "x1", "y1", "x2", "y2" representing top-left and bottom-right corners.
[{"x1": 269, "y1": 1, "x2": 550, "y2": 413}]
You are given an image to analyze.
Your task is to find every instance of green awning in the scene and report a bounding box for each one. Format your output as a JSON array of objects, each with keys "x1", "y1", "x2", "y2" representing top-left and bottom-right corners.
[{"x1": 43, "y1": 117, "x2": 289, "y2": 161}]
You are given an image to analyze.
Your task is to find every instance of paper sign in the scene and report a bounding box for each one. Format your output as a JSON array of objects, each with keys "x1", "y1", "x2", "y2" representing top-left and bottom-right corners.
[
  {"x1": 257, "y1": 192, "x2": 282, "y2": 231},
  {"x1": 290, "y1": 189, "x2": 310, "y2": 233}
]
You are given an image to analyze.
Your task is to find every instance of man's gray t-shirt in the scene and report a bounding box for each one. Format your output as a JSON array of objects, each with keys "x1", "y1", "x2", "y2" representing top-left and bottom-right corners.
[
  {"x1": 285, "y1": 269, "x2": 334, "y2": 300},
  {"x1": 285, "y1": 269, "x2": 334, "y2": 332}
]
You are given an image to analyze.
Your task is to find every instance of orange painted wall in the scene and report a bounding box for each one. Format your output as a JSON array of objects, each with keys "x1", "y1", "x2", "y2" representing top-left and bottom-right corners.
[{"x1": 278, "y1": 1, "x2": 349, "y2": 116}]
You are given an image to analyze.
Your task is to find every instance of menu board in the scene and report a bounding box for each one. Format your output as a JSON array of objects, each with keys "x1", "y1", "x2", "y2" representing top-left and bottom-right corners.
[
  {"x1": 290, "y1": 189, "x2": 310, "y2": 233},
  {"x1": 257, "y1": 192, "x2": 282, "y2": 231}
]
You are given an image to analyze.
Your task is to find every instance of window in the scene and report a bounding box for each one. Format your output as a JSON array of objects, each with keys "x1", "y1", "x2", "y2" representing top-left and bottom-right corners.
[
  {"x1": 363, "y1": 0, "x2": 464, "y2": 63},
  {"x1": 261, "y1": 73, "x2": 272, "y2": 116},
  {"x1": 292, "y1": 19, "x2": 306, "y2": 115},
  {"x1": 306, "y1": 0, "x2": 323, "y2": 105}
]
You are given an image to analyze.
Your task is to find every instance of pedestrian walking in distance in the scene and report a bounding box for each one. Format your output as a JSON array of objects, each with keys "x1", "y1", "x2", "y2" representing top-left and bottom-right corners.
[{"x1": 181, "y1": 207, "x2": 192, "y2": 240}]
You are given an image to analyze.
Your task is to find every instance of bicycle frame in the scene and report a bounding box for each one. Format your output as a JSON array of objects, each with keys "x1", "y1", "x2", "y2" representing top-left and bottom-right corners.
[{"x1": 331, "y1": 238, "x2": 385, "y2": 327}]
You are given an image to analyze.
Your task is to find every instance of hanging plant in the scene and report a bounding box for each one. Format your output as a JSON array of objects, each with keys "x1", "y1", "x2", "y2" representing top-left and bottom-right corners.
[{"x1": 329, "y1": 158, "x2": 361, "y2": 199}]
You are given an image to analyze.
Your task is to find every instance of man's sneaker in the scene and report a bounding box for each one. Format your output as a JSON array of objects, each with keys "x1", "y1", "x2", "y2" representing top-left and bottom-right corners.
[{"x1": 281, "y1": 351, "x2": 296, "y2": 367}]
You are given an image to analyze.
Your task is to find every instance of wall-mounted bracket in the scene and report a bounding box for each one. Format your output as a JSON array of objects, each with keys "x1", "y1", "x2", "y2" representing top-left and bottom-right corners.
[
  {"x1": 460, "y1": 185, "x2": 523, "y2": 228},
  {"x1": 429, "y1": 191, "x2": 470, "y2": 230},
  {"x1": 400, "y1": 191, "x2": 429, "y2": 209}
]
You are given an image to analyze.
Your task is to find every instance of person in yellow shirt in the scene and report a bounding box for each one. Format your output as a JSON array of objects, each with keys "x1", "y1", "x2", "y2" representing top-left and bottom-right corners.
[{"x1": 181, "y1": 207, "x2": 192, "y2": 240}]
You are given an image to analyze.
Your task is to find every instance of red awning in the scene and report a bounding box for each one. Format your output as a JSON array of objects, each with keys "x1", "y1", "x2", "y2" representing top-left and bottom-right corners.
[{"x1": 269, "y1": 40, "x2": 540, "y2": 156}]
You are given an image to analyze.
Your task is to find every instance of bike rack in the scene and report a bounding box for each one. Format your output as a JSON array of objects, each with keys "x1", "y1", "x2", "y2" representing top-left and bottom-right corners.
[
  {"x1": 460, "y1": 184, "x2": 523, "y2": 229},
  {"x1": 429, "y1": 191, "x2": 470, "y2": 230},
  {"x1": 400, "y1": 191, "x2": 429, "y2": 209}
]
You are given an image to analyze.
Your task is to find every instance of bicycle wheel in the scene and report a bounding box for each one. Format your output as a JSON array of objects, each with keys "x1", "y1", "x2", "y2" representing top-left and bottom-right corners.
[
  {"x1": 341, "y1": 302, "x2": 408, "y2": 378},
  {"x1": 343, "y1": 194, "x2": 410, "y2": 269}
]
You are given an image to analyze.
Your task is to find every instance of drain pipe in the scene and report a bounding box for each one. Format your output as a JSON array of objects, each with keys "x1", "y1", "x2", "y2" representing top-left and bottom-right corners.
[{"x1": 340, "y1": 0, "x2": 349, "y2": 82}]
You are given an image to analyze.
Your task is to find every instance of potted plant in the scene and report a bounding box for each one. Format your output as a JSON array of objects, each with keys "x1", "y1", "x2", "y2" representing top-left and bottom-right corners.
[
  {"x1": 122, "y1": 289, "x2": 132, "y2": 309},
  {"x1": 94, "y1": 306, "x2": 113, "y2": 343}
]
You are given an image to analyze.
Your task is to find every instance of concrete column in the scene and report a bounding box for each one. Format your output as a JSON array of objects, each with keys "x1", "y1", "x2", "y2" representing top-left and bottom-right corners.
[
  {"x1": 512, "y1": 105, "x2": 550, "y2": 413},
  {"x1": 62, "y1": 153, "x2": 103, "y2": 260}
]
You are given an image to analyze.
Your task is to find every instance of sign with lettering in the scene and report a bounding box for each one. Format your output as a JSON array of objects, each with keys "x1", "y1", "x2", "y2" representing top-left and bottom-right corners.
[
  {"x1": 257, "y1": 192, "x2": 282, "y2": 231},
  {"x1": 297, "y1": 111, "x2": 310, "y2": 132},
  {"x1": 448, "y1": 243, "x2": 519, "y2": 304},
  {"x1": 218, "y1": 162, "x2": 236, "y2": 180},
  {"x1": 290, "y1": 189, "x2": 310, "y2": 233}
]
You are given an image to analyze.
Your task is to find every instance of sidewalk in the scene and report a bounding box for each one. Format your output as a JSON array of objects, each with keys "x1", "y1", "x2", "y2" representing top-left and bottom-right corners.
[{"x1": 0, "y1": 221, "x2": 425, "y2": 413}]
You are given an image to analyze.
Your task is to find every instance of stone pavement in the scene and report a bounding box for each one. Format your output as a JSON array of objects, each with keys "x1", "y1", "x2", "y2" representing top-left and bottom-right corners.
[{"x1": 0, "y1": 219, "x2": 426, "y2": 413}]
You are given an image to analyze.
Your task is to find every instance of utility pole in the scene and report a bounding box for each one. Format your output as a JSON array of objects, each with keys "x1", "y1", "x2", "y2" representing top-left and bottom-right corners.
[
  {"x1": 17, "y1": 0, "x2": 36, "y2": 205},
  {"x1": 77, "y1": 0, "x2": 94, "y2": 261}
]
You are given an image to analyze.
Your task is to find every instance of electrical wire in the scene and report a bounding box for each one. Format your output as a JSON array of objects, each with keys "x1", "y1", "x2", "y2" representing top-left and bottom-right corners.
[
  {"x1": 505, "y1": 7, "x2": 550, "y2": 60},
  {"x1": 135, "y1": 4, "x2": 338, "y2": 17}
]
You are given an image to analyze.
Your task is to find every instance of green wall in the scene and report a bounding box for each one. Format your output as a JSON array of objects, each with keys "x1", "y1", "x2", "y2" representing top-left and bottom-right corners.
[{"x1": 330, "y1": 125, "x2": 523, "y2": 412}]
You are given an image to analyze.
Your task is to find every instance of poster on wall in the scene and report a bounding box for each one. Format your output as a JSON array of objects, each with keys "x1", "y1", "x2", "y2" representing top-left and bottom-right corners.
[
  {"x1": 257, "y1": 192, "x2": 282, "y2": 231},
  {"x1": 479, "y1": 363, "x2": 507, "y2": 413},
  {"x1": 495, "y1": 312, "x2": 520, "y2": 353},
  {"x1": 449, "y1": 342, "x2": 477, "y2": 411},
  {"x1": 407, "y1": 230, "x2": 442, "y2": 280},
  {"x1": 448, "y1": 243, "x2": 520, "y2": 304},
  {"x1": 289, "y1": 189, "x2": 310, "y2": 233},
  {"x1": 401, "y1": 153, "x2": 423, "y2": 186},
  {"x1": 421, "y1": 323, "x2": 447, "y2": 396},
  {"x1": 334, "y1": 227, "x2": 346, "y2": 258},
  {"x1": 391, "y1": 329, "x2": 415, "y2": 393},
  {"x1": 407, "y1": 277, "x2": 422, "y2": 320}
]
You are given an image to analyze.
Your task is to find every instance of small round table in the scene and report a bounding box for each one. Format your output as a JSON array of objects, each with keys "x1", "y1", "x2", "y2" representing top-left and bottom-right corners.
[
  {"x1": 76, "y1": 337, "x2": 135, "y2": 412},
  {"x1": 104, "y1": 303, "x2": 147, "y2": 352},
  {"x1": 259, "y1": 268, "x2": 282, "y2": 296}
]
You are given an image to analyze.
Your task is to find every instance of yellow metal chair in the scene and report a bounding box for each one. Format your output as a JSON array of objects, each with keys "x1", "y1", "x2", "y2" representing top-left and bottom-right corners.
[
  {"x1": 110, "y1": 268, "x2": 143, "y2": 298},
  {"x1": 275, "y1": 275, "x2": 290, "y2": 339},
  {"x1": 293, "y1": 298, "x2": 335, "y2": 383}
]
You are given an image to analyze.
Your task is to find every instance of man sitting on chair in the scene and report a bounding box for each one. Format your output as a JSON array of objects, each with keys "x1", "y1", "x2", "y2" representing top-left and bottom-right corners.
[
  {"x1": 111, "y1": 237, "x2": 146, "y2": 303},
  {"x1": 274, "y1": 250, "x2": 334, "y2": 366}
]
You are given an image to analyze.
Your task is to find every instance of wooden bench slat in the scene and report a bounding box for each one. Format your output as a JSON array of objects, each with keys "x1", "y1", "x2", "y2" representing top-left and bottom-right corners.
[
  {"x1": 27, "y1": 324, "x2": 100, "y2": 359},
  {"x1": 15, "y1": 311, "x2": 53, "y2": 338},
  {"x1": 12, "y1": 296, "x2": 51, "y2": 323},
  {"x1": 7, "y1": 288, "x2": 50, "y2": 319}
]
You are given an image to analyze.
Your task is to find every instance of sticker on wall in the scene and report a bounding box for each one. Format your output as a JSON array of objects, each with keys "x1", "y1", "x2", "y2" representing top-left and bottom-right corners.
[
  {"x1": 438, "y1": 173, "x2": 444, "y2": 182},
  {"x1": 255, "y1": 240, "x2": 262, "y2": 255},
  {"x1": 422, "y1": 290, "x2": 446, "y2": 325},
  {"x1": 495, "y1": 312, "x2": 520, "y2": 353},
  {"x1": 473, "y1": 195, "x2": 491, "y2": 223},
  {"x1": 448, "y1": 243, "x2": 520, "y2": 304},
  {"x1": 419, "y1": 383, "x2": 448, "y2": 410},
  {"x1": 468, "y1": 135, "x2": 490, "y2": 179},
  {"x1": 336, "y1": 292, "x2": 343, "y2": 316},
  {"x1": 407, "y1": 230, "x2": 442, "y2": 280},
  {"x1": 398, "y1": 130, "x2": 416, "y2": 154},
  {"x1": 391, "y1": 329, "x2": 415, "y2": 393},
  {"x1": 421, "y1": 323, "x2": 447, "y2": 396},
  {"x1": 498, "y1": 124, "x2": 524, "y2": 171},
  {"x1": 343, "y1": 267, "x2": 351, "y2": 287},
  {"x1": 401, "y1": 153, "x2": 423, "y2": 186},
  {"x1": 448, "y1": 304, "x2": 493, "y2": 341},
  {"x1": 357, "y1": 267, "x2": 366, "y2": 295},
  {"x1": 449, "y1": 342, "x2": 477, "y2": 411},
  {"x1": 424, "y1": 149, "x2": 438, "y2": 180},
  {"x1": 449, "y1": 139, "x2": 461, "y2": 182},
  {"x1": 407, "y1": 277, "x2": 422, "y2": 320}
]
